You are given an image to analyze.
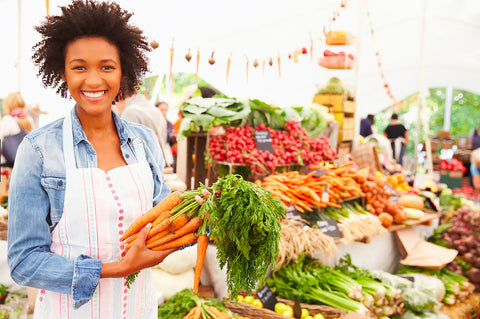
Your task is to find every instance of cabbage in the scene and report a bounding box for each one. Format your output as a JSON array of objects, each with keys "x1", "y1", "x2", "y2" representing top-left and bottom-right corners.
[{"x1": 398, "y1": 274, "x2": 446, "y2": 302}]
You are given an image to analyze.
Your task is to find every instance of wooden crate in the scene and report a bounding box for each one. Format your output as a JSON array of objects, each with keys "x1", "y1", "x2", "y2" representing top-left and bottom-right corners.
[
  {"x1": 313, "y1": 94, "x2": 343, "y2": 108},
  {"x1": 343, "y1": 100, "x2": 356, "y2": 113}
]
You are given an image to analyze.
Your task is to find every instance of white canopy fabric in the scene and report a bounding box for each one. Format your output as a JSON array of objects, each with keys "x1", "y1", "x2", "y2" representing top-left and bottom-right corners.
[{"x1": 0, "y1": 0, "x2": 479, "y2": 121}]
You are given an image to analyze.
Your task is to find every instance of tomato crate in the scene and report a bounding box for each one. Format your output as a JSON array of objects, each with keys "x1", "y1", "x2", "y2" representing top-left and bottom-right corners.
[{"x1": 439, "y1": 169, "x2": 463, "y2": 189}]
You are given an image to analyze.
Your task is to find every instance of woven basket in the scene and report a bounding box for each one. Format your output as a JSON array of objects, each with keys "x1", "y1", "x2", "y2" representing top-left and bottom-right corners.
[
  {"x1": 225, "y1": 295, "x2": 346, "y2": 319},
  {"x1": 0, "y1": 218, "x2": 7, "y2": 241}
]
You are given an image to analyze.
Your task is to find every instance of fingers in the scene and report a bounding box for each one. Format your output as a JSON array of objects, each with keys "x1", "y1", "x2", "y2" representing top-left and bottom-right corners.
[
  {"x1": 201, "y1": 189, "x2": 211, "y2": 198},
  {"x1": 137, "y1": 223, "x2": 152, "y2": 243}
]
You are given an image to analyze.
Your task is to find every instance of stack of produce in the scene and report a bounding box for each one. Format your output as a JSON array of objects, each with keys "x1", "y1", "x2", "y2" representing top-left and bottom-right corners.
[
  {"x1": 354, "y1": 170, "x2": 408, "y2": 227},
  {"x1": 157, "y1": 288, "x2": 249, "y2": 319},
  {"x1": 261, "y1": 163, "x2": 363, "y2": 212},
  {"x1": 387, "y1": 173, "x2": 412, "y2": 193},
  {"x1": 276, "y1": 216, "x2": 337, "y2": 270},
  {"x1": 121, "y1": 174, "x2": 285, "y2": 298},
  {"x1": 397, "y1": 266, "x2": 476, "y2": 306},
  {"x1": 208, "y1": 121, "x2": 336, "y2": 177},
  {"x1": 267, "y1": 254, "x2": 404, "y2": 317},
  {"x1": 322, "y1": 202, "x2": 387, "y2": 244},
  {"x1": 428, "y1": 207, "x2": 480, "y2": 290}
]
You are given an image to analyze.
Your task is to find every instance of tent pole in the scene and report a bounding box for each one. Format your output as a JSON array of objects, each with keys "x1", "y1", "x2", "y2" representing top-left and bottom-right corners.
[
  {"x1": 414, "y1": 0, "x2": 429, "y2": 173},
  {"x1": 444, "y1": 86, "x2": 453, "y2": 132},
  {"x1": 17, "y1": 0, "x2": 22, "y2": 91},
  {"x1": 352, "y1": 0, "x2": 366, "y2": 150}
]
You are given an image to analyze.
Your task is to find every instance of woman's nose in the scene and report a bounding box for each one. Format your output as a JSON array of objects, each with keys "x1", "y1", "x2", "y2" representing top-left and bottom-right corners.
[{"x1": 85, "y1": 70, "x2": 103, "y2": 86}]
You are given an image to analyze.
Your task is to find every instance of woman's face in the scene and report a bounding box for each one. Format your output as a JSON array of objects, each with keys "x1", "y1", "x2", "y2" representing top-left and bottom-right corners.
[{"x1": 63, "y1": 37, "x2": 122, "y2": 117}]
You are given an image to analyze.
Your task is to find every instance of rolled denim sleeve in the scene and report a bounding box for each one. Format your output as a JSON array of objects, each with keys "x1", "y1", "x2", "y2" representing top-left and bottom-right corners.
[
  {"x1": 72, "y1": 255, "x2": 101, "y2": 309},
  {"x1": 7, "y1": 136, "x2": 102, "y2": 309}
]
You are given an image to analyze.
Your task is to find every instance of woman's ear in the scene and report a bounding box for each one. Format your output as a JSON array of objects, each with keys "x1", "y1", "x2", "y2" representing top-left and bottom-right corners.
[{"x1": 62, "y1": 73, "x2": 66, "y2": 82}]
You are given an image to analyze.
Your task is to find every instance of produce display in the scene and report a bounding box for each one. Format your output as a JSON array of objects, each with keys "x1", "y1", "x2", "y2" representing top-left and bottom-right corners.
[
  {"x1": 122, "y1": 174, "x2": 285, "y2": 298},
  {"x1": 428, "y1": 206, "x2": 480, "y2": 290},
  {"x1": 437, "y1": 159, "x2": 467, "y2": 173},
  {"x1": 267, "y1": 254, "x2": 404, "y2": 317},
  {"x1": 157, "y1": 288, "x2": 249, "y2": 319},
  {"x1": 208, "y1": 122, "x2": 335, "y2": 177}
]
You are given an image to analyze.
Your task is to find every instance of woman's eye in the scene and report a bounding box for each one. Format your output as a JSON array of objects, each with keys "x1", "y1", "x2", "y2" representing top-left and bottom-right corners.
[
  {"x1": 103, "y1": 66, "x2": 115, "y2": 70},
  {"x1": 73, "y1": 66, "x2": 85, "y2": 71}
]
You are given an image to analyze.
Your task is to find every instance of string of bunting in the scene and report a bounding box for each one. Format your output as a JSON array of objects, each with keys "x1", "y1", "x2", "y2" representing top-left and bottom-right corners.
[{"x1": 365, "y1": 0, "x2": 399, "y2": 107}]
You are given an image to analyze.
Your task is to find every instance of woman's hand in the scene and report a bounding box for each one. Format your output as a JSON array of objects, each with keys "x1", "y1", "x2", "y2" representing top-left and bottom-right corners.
[{"x1": 119, "y1": 223, "x2": 178, "y2": 276}]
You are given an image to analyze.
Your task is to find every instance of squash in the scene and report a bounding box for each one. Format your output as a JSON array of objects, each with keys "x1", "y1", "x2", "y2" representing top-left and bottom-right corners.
[
  {"x1": 398, "y1": 194, "x2": 424, "y2": 210},
  {"x1": 403, "y1": 208, "x2": 424, "y2": 220}
]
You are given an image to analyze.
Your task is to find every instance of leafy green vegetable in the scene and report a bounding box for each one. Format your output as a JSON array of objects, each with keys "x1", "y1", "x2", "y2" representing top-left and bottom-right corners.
[
  {"x1": 157, "y1": 288, "x2": 229, "y2": 319},
  {"x1": 201, "y1": 174, "x2": 285, "y2": 298}
]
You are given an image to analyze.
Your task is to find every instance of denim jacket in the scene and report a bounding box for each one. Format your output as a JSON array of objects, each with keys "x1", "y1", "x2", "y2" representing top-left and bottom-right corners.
[{"x1": 7, "y1": 107, "x2": 170, "y2": 309}]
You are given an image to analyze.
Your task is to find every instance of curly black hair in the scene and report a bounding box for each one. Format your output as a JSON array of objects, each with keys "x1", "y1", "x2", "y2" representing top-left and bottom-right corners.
[{"x1": 32, "y1": 0, "x2": 151, "y2": 99}]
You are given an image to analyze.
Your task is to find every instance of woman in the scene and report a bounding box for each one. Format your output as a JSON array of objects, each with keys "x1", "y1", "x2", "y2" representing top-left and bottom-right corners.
[
  {"x1": 470, "y1": 149, "x2": 480, "y2": 190},
  {"x1": 0, "y1": 92, "x2": 34, "y2": 167},
  {"x1": 7, "y1": 1, "x2": 194, "y2": 318}
]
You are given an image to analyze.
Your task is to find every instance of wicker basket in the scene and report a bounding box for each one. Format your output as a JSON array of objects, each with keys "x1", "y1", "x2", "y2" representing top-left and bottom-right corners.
[
  {"x1": 0, "y1": 218, "x2": 7, "y2": 241},
  {"x1": 225, "y1": 295, "x2": 346, "y2": 319}
]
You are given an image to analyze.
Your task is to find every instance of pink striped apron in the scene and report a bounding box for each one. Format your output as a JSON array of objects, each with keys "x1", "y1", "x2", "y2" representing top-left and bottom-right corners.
[{"x1": 33, "y1": 114, "x2": 157, "y2": 319}]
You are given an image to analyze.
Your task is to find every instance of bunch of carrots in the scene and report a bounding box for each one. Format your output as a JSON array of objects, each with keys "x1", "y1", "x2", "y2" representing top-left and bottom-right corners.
[
  {"x1": 183, "y1": 305, "x2": 250, "y2": 319},
  {"x1": 261, "y1": 162, "x2": 364, "y2": 213},
  {"x1": 121, "y1": 190, "x2": 209, "y2": 293}
]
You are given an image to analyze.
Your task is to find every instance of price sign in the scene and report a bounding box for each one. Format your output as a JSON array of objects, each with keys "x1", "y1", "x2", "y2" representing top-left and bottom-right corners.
[
  {"x1": 255, "y1": 130, "x2": 274, "y2": 154},
  {"x1": 256, "y1": 284, "x2": 278, "y2": 311},
  {"x1": 285, "y1": 205, "x2": 303, "y2": 219},
  {"x1": 317, "y1": 219, "x2": 343, "y2": 238}
]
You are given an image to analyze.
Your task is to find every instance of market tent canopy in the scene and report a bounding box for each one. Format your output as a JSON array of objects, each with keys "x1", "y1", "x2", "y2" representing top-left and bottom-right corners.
[{"x1": 0, "y1": 0, "x2": 479, "y2": 119}]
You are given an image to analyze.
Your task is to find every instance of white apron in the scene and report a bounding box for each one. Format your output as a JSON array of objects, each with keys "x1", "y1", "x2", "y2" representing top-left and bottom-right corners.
[{"x1": 34, "y1": 114, "x2": 157, "y2": 319}]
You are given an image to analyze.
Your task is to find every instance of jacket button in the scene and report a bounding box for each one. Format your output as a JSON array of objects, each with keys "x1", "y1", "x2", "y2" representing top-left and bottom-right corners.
[
  {"x1": 125, "y1": 154, "x2": 130, "y2": 159},
  {"x1": 58, "y1": 180, "x2": 63, "y2": 186}
]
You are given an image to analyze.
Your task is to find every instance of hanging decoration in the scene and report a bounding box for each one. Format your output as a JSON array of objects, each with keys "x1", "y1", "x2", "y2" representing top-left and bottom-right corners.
[
  {"x1": 226, "y1": 53, "x2": 231, "y2": 84},
  {"x1": 150, "y1": 40, "x2": 159, "y2": 50},
  {"x1": 365, "y1": 1, "x2": 398, "y2": 105},
  {"x1": 246, "y1": 56, "x2": 249, "y2": 83},
  {"x1": 208, "y1": 51, "x2": 216, "y2": 65},
  {"x1": 168, "y1": 38, "x2": 174, "y2": 82},
  {"x1": 277, "y1": 51, "x2": 281, "y2": 79},
  {"x1": 185, "y1": 49, "x2": 192, "y2": 62},
  {"x1": 262, "y1": 60, "x2": 266, "y2": 78},
  {"x1": 195, "y1": 49, "x2": 200, "y2": 85},
  {"x1": 46, "y1": 0, "x2": 49, "y2": 17}
]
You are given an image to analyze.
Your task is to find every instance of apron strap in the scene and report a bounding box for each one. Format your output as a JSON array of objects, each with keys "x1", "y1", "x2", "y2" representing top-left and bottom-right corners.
[{"x1": 62, "y1": 111, "x2": 76, "y2": 170}]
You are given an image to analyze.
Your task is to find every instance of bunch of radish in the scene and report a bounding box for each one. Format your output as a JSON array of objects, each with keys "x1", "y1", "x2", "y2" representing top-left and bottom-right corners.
[{"x1": 208, "y1": 121, "x2": 336, "y2": 176}]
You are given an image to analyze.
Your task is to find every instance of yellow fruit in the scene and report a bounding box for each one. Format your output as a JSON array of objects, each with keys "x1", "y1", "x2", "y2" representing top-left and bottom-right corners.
[
  {"x1": 243, "y1": 295, "x2": 255, "y2": 304},
  {"x1": 305, "y1": 317, "x2": 313, "y2": 319},
  {"x1": 252, "y1": 299, "x2": 263, "y2": 308},
  {"x1": 274, "y1": 302, "x2": 288, "y2": 314},
  {"x1": 282, "y1": 306, "x2": 294, "y2": 317},
  {"x1": 301, "y1": 308, "x2": 310, "y2": 319},
  {"x1": 313, "y1": 314, "x2": 325, "y2": 319},
  {"x1": 237, "y1": 295, "x2": 244, "y2": 302}
]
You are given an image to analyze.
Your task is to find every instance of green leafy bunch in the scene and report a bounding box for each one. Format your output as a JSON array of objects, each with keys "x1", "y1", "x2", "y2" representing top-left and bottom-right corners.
[{"x1": 201, "y1": 174, "x2": 285, "y2": 297}]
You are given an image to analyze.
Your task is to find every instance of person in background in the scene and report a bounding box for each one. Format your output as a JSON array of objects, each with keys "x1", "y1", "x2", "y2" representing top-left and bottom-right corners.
[
  {"x1": 156, "y1": 101, "x2": 175, "y2": 147},
  {"x1": 1, "y1": 92, "x2": 34, "y2": 166},
  {"x1": 470, "y1": 148, "x2": 480, "y2": 190},
  {"x1": 120, "y1": 90, "x2": 174, "y2": 168},
  {"x1": 7, "y1": 1, "x2": 197, "y2": 317},
  {"x1": 26, "y1": 103, "x2": 48, "y2": 130},
  {"x1": 384, "y1": 113, "x2": 408, "y2": 165},
  {"x1": 359, "y1": 114, "x2": 374, "y2": 138},
  {"x1": 468, "y1": 122, "x2": 480, "y2": 150}
]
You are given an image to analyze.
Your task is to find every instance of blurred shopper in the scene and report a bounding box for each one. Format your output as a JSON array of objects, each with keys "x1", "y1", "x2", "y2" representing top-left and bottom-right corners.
[
  {"x1": 122, "y1": 91, "x2": 174, "y2": 167},
  {"x1": 156, "y1": 101, "x2": 175, "y2": 147},
  {"x1": 470, "y1": 148, "x2": 480, "y2": 190},
  {"x1": 1, "y1": 92, "x2": 33, "y2": 167},
  {"x1": 360, "y1": 114, "x2": 375, "y2": 138},
  {"x1": 468, "y1": 122, "x2": 480, "y2": 150},
  {"x1": 384, "y1": 113, "x2": 408, "y2": 165}
]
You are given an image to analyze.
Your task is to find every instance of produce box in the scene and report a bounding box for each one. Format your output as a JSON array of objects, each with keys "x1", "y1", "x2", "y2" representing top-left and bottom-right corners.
[
  {"x1": 440, "y1": 170, "x2": 463, "y2": 189},
  {"x1": 342, "y1": 117, "x2": 355, "y2": 130},
  {"x1": 313, "y1": 94, "x2": 344, "y2": 107},
  {"x1": 343, "y1": 100, "x2": 356, "y2": 113},
  {"x1": 339, "y1": 128, "x2": 354, "y2": 142}
]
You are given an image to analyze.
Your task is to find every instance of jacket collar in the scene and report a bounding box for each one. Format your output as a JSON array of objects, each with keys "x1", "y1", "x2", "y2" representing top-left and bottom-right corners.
[{"x1": 70, "y1": 107, "x2": 131, "y2": 146}]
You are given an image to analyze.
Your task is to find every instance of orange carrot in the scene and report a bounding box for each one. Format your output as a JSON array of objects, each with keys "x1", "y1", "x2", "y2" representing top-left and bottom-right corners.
[
  {"x1": 151, "y1": 232, "x2": 198, "y2": 251},
  {"x1": 147, "y1": 216, "x2": 203, "y2": 248},
  {"x1": 183, "y1": 305, "x2": 201, "y2": 319},
  {"x1": 207, "y1": 306, "x2": 229, "y2": 319},
  {"x1": 246, "y1": 58, "x2": 249, "y2": 84},
  {"x1": 147, "y1": 212, "x2": 190, "y2": 240},
  {"x1": 121, "y1": 191, "x2": 181, "y2": 240},
  {"x1": 277, "y1": 51, "x2": 281, "y2": 78},
  {"x1": 193, "y1": 234, "x2": 209, "y2": 294},
  {"x1": 168, "y1": 39, "x2": 174, "y2": 82},
  {"x1": 152, "y1": 210, "x2": 173, "y2": 227}
]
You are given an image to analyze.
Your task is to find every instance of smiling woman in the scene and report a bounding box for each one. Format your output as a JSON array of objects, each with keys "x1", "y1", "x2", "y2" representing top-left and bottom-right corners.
[{"x1": 7, "y1": 1, "x2": 180, "y2": 318}]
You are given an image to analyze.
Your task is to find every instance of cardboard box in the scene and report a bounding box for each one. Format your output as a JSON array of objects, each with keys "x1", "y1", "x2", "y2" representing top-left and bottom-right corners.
[
  {"x1": 312, "y1": 94, "x2": 343, "y2": 107},
  {"x1": 395, "y1": 227, "x2": 457, "y2": 269},
  {"x1": 343, "y1": 100, "x2": 356, "y2": 113}
]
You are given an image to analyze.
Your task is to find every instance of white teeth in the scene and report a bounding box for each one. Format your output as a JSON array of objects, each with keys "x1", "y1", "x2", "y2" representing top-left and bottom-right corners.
[{"x1": 83, "y1": 91, "x2": 105, "y2": 98}]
